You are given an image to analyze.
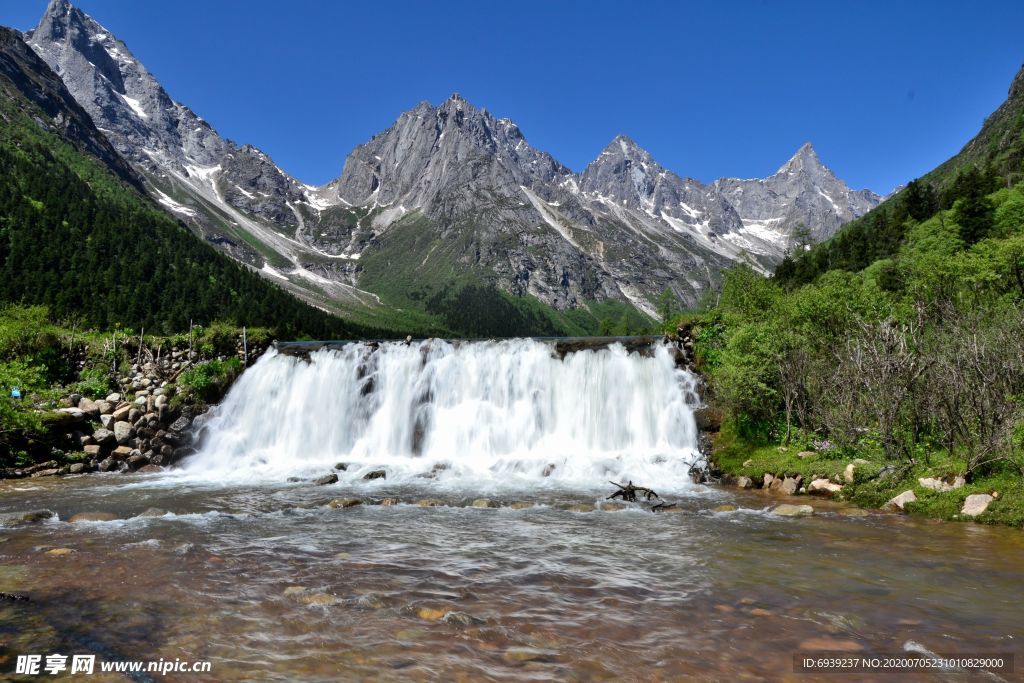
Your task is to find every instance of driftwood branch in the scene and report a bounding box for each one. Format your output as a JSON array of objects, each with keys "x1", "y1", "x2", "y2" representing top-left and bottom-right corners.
[{"x1": 607, "y1": 480, "x2": 660, "y2": 502}]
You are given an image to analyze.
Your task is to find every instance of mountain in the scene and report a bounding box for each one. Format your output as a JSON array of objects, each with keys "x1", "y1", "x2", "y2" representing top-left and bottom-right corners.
[
  {"x1": 775, "y1": 62, "x2": 1024, "y2": 287},
  {"x1": 23, "y1": 0, "x2": 880, "y2": 329},
  {"x1": 0, "y1": 24, "x2": 382, "y2": 338},
  {"x1": 714, "y1": 142, "x2": 882, "y2": 249}
]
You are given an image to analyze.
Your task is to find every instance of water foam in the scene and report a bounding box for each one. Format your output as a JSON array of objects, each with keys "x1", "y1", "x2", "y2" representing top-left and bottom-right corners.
[{"x1": 180, "y1": 339, "x2": 702, "y2": 491}]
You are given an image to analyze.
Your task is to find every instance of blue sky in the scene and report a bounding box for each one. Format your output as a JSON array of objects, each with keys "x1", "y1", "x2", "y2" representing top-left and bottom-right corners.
[{"x1": 3, "y1": 1, "x2": 1023, "y2": 193}]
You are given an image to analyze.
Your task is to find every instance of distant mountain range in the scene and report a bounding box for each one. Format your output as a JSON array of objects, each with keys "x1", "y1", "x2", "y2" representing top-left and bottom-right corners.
[{"x1": 21, "y1": 0, "x2": 881, "y2": 323}]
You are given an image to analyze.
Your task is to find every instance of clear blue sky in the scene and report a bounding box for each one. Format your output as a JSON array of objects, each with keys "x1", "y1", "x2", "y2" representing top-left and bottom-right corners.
[{"x1": 3, "y1": 1, "x2": 1023, "y2": 194}]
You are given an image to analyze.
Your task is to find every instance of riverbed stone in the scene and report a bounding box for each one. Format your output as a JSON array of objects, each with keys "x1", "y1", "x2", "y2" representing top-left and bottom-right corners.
[
  {"x1": 0, "y1": 510, "x2": 55, "y2": 527},
  {"x1": 735, "y1": 476, "x2": 754, "y2": 489},
  {"x1": 568, "y1": 502, "x2": 596, "y2": 512},
  {"x1": 136, "y1": 507, "x2": 167, "y2": 517},
  {"x1": 137, "y1": 464, "x2": 164, "y2": 474},
  {"x1": 712, "y1": 504, "x2": 738, "y2": 512},
  {"x1": 772, "y1": 504, "x2": 814, "y2": 517},
  {"x1": 762, "y1": 473, "x2": 776, "y2": 489},
  {"x1": 363, "y1": 470, "x2": 386, "y2": 480},
  {"x1": 46, "y1": 548, "x2": 75, "y2": 556},
  {"x1": 885, "y1": 490, "x2": 917, "y2": 511},
  {"x1": 416, "y1": 607, "x2": 447, "y2": 621},
  {"x1": 314, "y1": 473, "x2": 338, "y2": 486},
  {"x1": 961, "y1": 494, "x2": 994, "y2": 517},
  {"x1": 919, "y1": 476, "x2": 966, "y2": 492},
  {"x1": 415, "y1": 499, "x2": 441, "y2": 507},
  {"x1": 69, "y1": 512, "x2": 118, "y2": 523},
  {"x1": 442, "y1": 611, "x2": 483, "y2": 627},
  {"x1": 327, "y1": 498, "x2": 362, "y2": 509},
  {"x1": 503, "y1": 647, "x2": 556, "y2": 664},
  {"x1": 509, "y1": 502, "x2": 533, "y2": 510},
  {"x1": 471, "y1": 498, "x2": 495, "y2": 508},
  {"x1": 67, "y1": 463, "x2": 86, "y2": 474},
  {"x1": 808, "y1": 478, "x2": 843, "y2": 496}
]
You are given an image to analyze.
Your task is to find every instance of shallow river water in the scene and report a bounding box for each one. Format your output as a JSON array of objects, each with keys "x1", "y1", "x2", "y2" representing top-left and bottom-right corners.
[{"x1": 0, "y1": 476, "x2": 1021, "y2": 682}]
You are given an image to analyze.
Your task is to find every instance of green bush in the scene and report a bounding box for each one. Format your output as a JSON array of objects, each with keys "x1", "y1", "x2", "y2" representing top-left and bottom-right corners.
[
  {"x1": 179, "y1": 358, "x2": 242, "y2": 403},
  {"x1": 73, "y1": 365, "x2": 112, "y2": 399}
]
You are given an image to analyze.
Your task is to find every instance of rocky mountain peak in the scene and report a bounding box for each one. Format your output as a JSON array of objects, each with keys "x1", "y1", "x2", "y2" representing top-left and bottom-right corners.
[{"x1": 775, "y1": 141, "x2": 830, "y2": 177}]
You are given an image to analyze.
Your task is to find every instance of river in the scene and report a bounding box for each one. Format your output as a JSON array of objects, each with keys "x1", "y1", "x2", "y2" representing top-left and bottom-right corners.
[{"x1": 0, "y1": 340, "x2": 1020, "y2": 681}]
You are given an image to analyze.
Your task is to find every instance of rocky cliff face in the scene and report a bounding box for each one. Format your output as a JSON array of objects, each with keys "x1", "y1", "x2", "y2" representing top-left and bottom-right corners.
[{"x1": 23, "y1": 0, "x2": 881, "y2": 322}]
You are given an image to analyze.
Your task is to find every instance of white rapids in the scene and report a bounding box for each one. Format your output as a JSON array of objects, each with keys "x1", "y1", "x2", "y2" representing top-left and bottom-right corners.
[{"x1": 181, "y1": 339, "x2": 703, "y2": 492}]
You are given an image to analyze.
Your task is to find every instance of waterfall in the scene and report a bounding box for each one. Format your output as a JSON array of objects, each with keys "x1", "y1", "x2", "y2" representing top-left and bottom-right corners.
[{"x1": 180, "y1": 339, "x2": 703, "y2": 491}]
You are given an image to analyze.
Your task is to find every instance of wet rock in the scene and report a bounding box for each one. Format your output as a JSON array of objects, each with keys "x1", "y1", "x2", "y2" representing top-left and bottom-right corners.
[
  {"x1": 808, "y1": 478, "x2": 843, "y2": 496},
  {"x1": 30, "y1": 468, "x2": 59, "y2": 478},
  {"x1": 568, "y1": 503, "x2": 596, "y2": 513},
  {"x1": 97, "y1": 457, "x2": 116, "y2": 472},
  {"x1": 919, "y1": 476, "x2": 966, "y2": 492},
  {"x1": 69, "y1": 512, "x2": 118, "y2": 522},
  {"x1": 838, "y1": 507, "x2": 870, "y2": 517},
  {"x1": 314, "y1": 473, "x2": 338, "y2": 486},
  {"x1": 169, "y1": 416, "x2": 191, "y2": 432},
  {"x1": 508, "y1": 502, "x2": 533, "y2": 510},
  {"x1": 416, "y1": 607, "x2": 448, "y2": 621},
  {"x1": 712, "y1": 504, "x2": 738, "y2": 513},
  {"x1": 541, "y1": 463, "x2": 556, "y2": 477},
  {"x1": 282, "y1": 586, "x2": 307, "y2": 597},
  {"x1": 299, "y1": 593, "x2": 339, "y2": 606},
  {"x1": 799, "y1": 637, "x2": 863, "y2": 652},
  {"x1": 885, "y1": 490, "x2": 917, "y2": 511},
  {"x1": 415, "y1": 499, "x2": 441, "y2": 507},
  {"x1": 736, "y1": 476, "x2": 754, "y2": 489},
  {"x1": 503, "y1": 647, "x2": 557, "y2": 664},
  {"x1": 693, "y1": 406, "x2": 724, "y2": 432},
  {"x1": 443, "y1": 611, "x2": 483, "y2": 627},
  {"x1": 379, "y1": 498, "x2": 399, "y2": 506},
  {"x1": 780, "y1": 475, "x2": 802, "y2": 495},
  {"x1": 762, "y1": 473, "x2": 776, "y2": 489},
  {"x1": 772, "y1": 504, "x2": 814, "y2": 517},
  {"x1": 111, "y1": 446, "x2": 133, "y2": 460},
  {"x1": 126, "y1": 454, "x2": 149, "y2": 470},
  {"x1": 136, "y1": 507, "x2": 167, "y2": 517},
  {"x1": 471, "y1": 498, "x2": 495, "y2": 508},
  {"x1": 327, "y1": 498, "x2": 362, "y2": 509},
  {"x1": 363, "y1": 470, "x2": 386, "y2": 481},
  {"x1": 137, "y1": 464, "x2": 164, "y2": 473},
  {"x1": 0, "y1": 510, "x2": 55, "y2": 527},
  {"x1": 46, "y1": 548, "x2": 75, "y2": 556},
  {"x1": 599, "y1": 501, "x2": 627, "y2": 511},
  {"x1": 286, "y1": 477, "x2": 301, "y2": 483},
  {"x1": 961, "y1": 494, "x2": 993, "y2": 517},
  {"x1": 67, "y1": 463, "x2": 86, "y2": 474},
  {"x1": 334, "y1": 462, "x2": 348, "y2": 471}
]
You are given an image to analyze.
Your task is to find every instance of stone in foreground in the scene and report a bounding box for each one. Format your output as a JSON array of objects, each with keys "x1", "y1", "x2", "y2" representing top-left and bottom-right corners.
[
  {"x1": 885, "y1": 490, "x2": 917, "y2": 511},
  {"x1": 772, "y1": 504, "x2": 814, "y2": 517},
  {"x1": 961, "y1": 494, "x2": 993, "y2": 517}
]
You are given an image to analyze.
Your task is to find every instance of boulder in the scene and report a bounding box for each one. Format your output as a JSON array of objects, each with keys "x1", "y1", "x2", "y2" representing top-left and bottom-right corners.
[
  {"x1": 772, "y1": 504, "x2": 814, "y2": 517},
  {"x1": 169, "y1": 416, "x2": 191, "y2": 432},
  {"x1": 111, "y1": 446, "x2": 133, "y2": 460},
  {"x1": 780, "y1": 475, "x2": 802, "y2": 495},
  {"x1": 314, "y1": 473, "x2": 338, "y2": 486},
  {"x1": 918, "y1": 476, "x2": 966, "y2": 493},
  {"x1": 712, "y1": 504, "x2": 738, "y2": 512},
  {"x1": 111, "y1": 405, "x2": 131, "y2": 422},
  {"x1": 95, "y1": 400, "x2": 113, "y2": 415},
  {"x1": 0, "y1": 510, "x2": 55, "y2": 527},
  {"x1": 105, "y1": 393, "x2": 121, "y2": 403},
  {"x1": 97, "y1": 457, "x2": 117, "y2": 472},
  {"x1": 363, "y1": 470, "x2": 386, "y2": 481},
  {"x1": 126, "y1": 454, "x2": 149, "y2": 470},
  {"x1": 693, "y1": 406, "x2": 724, "y2": 432},
  {"x1": 334, "y1": 462, "x2": 348, "y2": 471},
  {"x1": 77, "y1": 397, "x2": 100, "y2": 418},
  {"x1": 67, "y1": 463, "x2": 86, "y2": 474},
  {"x1": 808, "y1": 478, "x2": 843, "y2": 496},
  {"x1": 763, "y1": 473, "x2": 776, "y2": 489},
  {"x1": 30, "y1": 468, "x2": 60, "y2": 478},
  {"x1": 736, "y1": 476, "x2": 754, "y2": 489},
  {"x1": 92, "y1": 428, "x2": 116, "y2": 447},
  {"x1": 113, "y1": 421, "x2": 135, "y2": 444},
  {"x1": 136, "y1": 507, "x2": 167, "y2": 517},
  {"x1": 99, "y1": 414, "x2": 114, "y2": 429},
  {"x1": 137, "y1": 464, "x2": 164, "y2": 474},
  {"x1": 961, "y1": 494, "x2": 993, "y2": 517},
  {"x1": 471, "y1": 498, "x2": 496, "y2": 508},
  {"x1": 885, "y1": 490, "x2": 917, "y2": 511},
  {"x1": 83, "y1": 444, "x2": 102, "y2": 457}
]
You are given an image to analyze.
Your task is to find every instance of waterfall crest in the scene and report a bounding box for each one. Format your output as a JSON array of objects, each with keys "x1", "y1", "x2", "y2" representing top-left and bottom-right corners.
[{"x1": 181, "y1": 339, "x2": 702, "y2": 491}]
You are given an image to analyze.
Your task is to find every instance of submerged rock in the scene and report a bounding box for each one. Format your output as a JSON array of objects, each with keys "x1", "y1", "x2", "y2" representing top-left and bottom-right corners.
[
  {"x1": 46, "y1": 548, "x2": 75, "y2": 556},
  {"x1": 327, "y1": 498, "x2": 362, "y2": 509},
  {"x1": 136, "y1": 507, "x2": 167, "y2": 517},
  {"x1": 0, "y1": 510, "x2": 55, "y2": 527},
  {"x1": 363, "y1": 470, "x2": 386, "y2": 481},
  {"x1": 471, "y1": 498, "x2": 496, "y2": 508},
  {"x1": 314, "y1": 473, "x2": 338, "y2": 486},
  {"x1": 503, "y1": 647, "x2": 557, "y2": 664},
  {"x1": 712, "y1": 504, "x2": 738, "y2": 513},
  {"x1": 69, "y1": 512, "x2": 118, "y2": 522},
  {"x1": 508, "y1": 502, "x2": 533, "y2": 510},
  {"x1": 772, "y1": 504, "x2": 814, "y2": 517}
]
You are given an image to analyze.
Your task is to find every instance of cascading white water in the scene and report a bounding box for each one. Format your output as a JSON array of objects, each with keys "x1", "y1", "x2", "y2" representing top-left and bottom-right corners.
[{"x1": 181, "y1": 339, "x2": 703, "y2": 492}]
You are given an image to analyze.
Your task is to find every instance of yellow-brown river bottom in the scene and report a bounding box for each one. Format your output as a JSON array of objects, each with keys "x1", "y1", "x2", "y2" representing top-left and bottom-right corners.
[{"x1": 0, "y1": 475, "x2": 1021, "y2": 682}]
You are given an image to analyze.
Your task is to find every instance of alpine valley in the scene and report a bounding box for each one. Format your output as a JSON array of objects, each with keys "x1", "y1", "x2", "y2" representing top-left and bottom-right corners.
[{"x1": 20, "y1": 0, "x2": 880, "y2": 335}]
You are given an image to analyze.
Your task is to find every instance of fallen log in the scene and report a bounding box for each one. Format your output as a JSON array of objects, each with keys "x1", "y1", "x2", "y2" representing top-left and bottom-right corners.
[{"x1": 607, "y1": 480, "x2": 660, "y2": 502}]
